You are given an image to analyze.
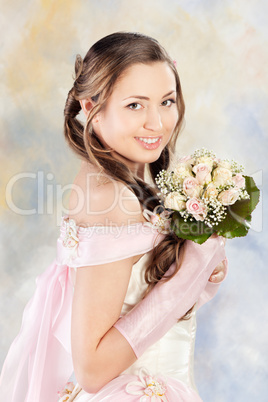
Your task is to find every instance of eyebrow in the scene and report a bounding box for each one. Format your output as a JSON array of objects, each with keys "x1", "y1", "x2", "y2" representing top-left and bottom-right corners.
[{"x1": 123, "y1": 90, "x2": 176, "y2": 101}]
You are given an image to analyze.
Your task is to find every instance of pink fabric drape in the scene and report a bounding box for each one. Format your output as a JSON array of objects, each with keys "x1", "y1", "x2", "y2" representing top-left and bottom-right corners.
[
  {"x1": 0, "y1": 218, "x2": 225, "y2": 401},
  {"x1": 0, "y1": 221, "x2": 162, "y2": 402}
]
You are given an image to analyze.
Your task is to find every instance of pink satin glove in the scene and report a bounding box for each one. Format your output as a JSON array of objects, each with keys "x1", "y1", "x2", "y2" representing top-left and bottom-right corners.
[{"x1": 114, "y1": 236, "x2": 226, "y2": 358}]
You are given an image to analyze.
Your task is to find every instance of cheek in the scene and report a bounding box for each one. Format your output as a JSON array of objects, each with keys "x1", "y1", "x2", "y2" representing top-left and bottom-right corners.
[
  {"x1": 98, "y1": 109, "x2": 121, "y2": 137},
  {"x1": 164, "y1": 110, "x2": 179, "y2": 132},
  {"x1": 103, "y1": 108, "x2": 136, "y2": 134},
  {"x1": 172, "y1": 109, "x2": 179, "y2": 128}
]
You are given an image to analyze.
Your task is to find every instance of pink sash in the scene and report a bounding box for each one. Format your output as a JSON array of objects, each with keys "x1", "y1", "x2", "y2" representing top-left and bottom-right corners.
[
  {"x1": 0, "y1": 218, "x2": 162, "y2": 402},
  {"x1": 0, "y1": 217, "x2": 226, "y2": 401}
]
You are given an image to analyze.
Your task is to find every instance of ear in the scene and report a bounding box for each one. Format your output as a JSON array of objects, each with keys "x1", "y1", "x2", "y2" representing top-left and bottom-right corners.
[{"x1": 79, "y1": 98, "x2": 94, "y2": 118}]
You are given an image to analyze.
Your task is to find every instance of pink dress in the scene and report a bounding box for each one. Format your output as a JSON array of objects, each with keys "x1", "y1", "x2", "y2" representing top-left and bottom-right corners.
[{"x1": 0, "y1": 217, "x2": 226, "y2": 402}]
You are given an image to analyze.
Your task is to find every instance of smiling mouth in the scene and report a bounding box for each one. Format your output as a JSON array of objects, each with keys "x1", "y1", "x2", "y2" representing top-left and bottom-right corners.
[
  {"x1": 136, "y1": 136, "x2": 161, "y2": 144},
  {"x1": 134, "y1": 136, "x2": 162, "y2": 150}
]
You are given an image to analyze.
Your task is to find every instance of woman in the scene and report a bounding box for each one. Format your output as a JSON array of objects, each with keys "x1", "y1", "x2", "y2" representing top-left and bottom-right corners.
[{"x1": 0, "y1": 32, "x2": 227, "y2": 402}]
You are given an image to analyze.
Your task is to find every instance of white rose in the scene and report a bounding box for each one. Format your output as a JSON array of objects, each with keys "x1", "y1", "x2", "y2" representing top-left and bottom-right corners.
[
  {"x1": 218, "y1": 189, "x2": 240, "y2": 206},
  {"x1": 213, "y1": 167, "x2": 232, "y2": 187},
  {"x1": 215, "y1": 159, "x2": 232, "y2": 170},
  {"x1": 164, "y1": 192, "x2": 186, "y2": 211},
  {"x1": 173, "y1": 163, "x2": 193, "y2": 181},
  {"x1": 203, "y1": 183, "x2": 218, "y2": 199},
  {"x1": 196, "y1": 156, "x2": 214, "y2": 169}
]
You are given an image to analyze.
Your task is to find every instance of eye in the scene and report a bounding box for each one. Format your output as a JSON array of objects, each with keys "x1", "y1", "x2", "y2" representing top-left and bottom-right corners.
[
  {"x1": 161, "y1": 99, "x2": 176, "y2": 107},
  {"x1": 128, "y1": 103, "x2": 142, "y2": 110}
]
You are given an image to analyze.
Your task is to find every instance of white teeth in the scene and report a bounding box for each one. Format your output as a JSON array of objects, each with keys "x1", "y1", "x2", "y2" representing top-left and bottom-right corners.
[{"x1": 138, "y1": 137, "x2": 160, "y2": 144}]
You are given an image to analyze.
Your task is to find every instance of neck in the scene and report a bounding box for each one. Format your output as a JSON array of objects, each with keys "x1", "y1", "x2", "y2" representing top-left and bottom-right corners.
[
  {"x1": 136, "y1": 164, "x2": 145, "y2": 181},
  {"x1": 111, "y1": 151, "x2": 145, "y2": 181}
]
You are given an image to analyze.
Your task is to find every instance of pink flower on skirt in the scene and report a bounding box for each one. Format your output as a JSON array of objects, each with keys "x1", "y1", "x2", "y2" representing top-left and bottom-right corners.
[{"x1": 126, "y1": 367, "x2": 168, "y2": 401}]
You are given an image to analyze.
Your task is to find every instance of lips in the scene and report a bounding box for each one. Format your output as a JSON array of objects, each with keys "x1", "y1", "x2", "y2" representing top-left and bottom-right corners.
[
  {"x1": 135, "y1": 136, "x2": 162, "y2": 150},
  {"x1": 137, "y1": 136, "x2": 160, "y2": 144}
]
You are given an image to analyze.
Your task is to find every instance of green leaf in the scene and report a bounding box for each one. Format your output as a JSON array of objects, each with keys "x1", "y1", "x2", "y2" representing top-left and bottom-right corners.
[
  {"x1": 244, "y1": 175, "x2": 260, "y2": 213},
  {"x1": 215, "y1": 176, "x2": 259, "y2": 239},
  {"x1": 171, "y1": 212, "x2": 214, "y2": 244},
  {"x1": 223, "y1": 215, "x2": 251, "y2": 238},
  {"x1": 215, "y1": 208, "x2": 240, "y2": 236},
  {"x1": 170, "y1": 176, "x2": 260, "y2": 243}
]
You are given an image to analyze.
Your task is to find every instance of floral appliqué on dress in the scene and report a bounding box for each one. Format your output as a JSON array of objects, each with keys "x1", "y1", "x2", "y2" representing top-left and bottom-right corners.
[
  {"x1": 58, "y1": 382, "x2": 82, "y2": 401},
  {"x1": 62, "y1": 217, "x2": 79, "y2": 260},
  {"x1": 143, "y1": 206, "x2": 172, "y2": 235},
  {"x1": 126, "y1": 368, "x2": 168, "y2": 401}
]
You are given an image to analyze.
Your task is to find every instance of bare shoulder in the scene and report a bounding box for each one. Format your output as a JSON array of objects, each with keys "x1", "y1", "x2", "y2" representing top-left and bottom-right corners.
[{"x1": 68, "y1": 161, "x2": 145, "y2": 227}]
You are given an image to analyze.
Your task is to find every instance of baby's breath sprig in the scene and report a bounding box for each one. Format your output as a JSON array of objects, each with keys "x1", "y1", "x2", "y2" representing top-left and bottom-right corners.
[
  {"x1": 230, "y1": 160, "x2": 245, "y2": 174},
  {"x1": 216, "y1": 182, "x2": 236, "y2": 191},
  {"x1": 179, "y1": 209, "x2": 191, "y2": 222},
  {"x1": 191, "y1": 148, "x2": 216, "y2": 159},
  {"x1": 239, "y1": 189, "x2": 250, "y2": 200},
  {"x1": 155, "y1": 170, "x2": 181, "y2": 194},
  {"x1": 202, "y1": 198, "x2": 227, "y2": 228},
  {"x1": 153, "y1": 148, "x2": 259, "y2": 244}
]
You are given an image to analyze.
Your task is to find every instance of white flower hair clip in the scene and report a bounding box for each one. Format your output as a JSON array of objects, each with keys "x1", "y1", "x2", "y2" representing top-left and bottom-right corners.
[
  {"x1": 143, "y1": 206, "x2": 173, "y2": 234},
  {"x1": 126, "y1": 367, "x2": 168, "y2": 401}
]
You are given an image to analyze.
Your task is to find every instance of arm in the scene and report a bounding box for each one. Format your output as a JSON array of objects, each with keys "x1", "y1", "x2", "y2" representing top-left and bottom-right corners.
[
  {"x1": 113, "y1": 235, "x2": 226, "y2": 358},
  {"x1": 69, "y1": 166, "x2": 227, "y2": 393},
  {"x1": 71, "y1": 235, "x2": 226, "y2": 393},
  {"x1": 69, "y1": 174, "x2": 144, "y2": 393},
  {"x1": 71, "y1": 256, "x2": 138, "y2": 393}
]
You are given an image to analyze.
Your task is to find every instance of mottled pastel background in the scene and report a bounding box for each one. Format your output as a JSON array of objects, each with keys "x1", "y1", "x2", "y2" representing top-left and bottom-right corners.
[{"x1": 0, "y1": 0, "x2": 267, "y2": 400}]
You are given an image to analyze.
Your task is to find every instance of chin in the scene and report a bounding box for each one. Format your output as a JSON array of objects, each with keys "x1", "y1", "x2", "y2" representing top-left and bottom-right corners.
[{"x1": 144, "y1": 152, "x2": 163, "y2": 164}]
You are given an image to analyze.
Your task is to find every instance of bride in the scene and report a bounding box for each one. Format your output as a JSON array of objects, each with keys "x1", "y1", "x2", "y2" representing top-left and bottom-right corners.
[{"x1": 0, "y1": 32, "x2": 227, "y2": 402}]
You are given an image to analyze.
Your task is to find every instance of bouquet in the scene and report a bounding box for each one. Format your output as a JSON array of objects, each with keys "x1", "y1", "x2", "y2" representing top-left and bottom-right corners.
[{"x1": 153, "y1": 148, "x2": 260, "y2": 244}]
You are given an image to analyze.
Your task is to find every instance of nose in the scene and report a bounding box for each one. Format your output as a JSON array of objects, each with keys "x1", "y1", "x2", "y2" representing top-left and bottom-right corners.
[{"x1": 144, "y1": 107, "x2": 163, "y2": 132}]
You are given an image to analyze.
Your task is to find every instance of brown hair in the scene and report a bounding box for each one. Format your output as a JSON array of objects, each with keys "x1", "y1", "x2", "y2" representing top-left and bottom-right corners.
[{"x1": 64, "y1": 32, "x2": 190, "y2": 315}]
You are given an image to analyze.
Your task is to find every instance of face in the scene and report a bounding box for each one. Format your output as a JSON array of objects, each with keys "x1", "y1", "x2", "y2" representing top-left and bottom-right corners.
[{"x1": 92, "y1": 62, "x2": 178, "y2": 176}]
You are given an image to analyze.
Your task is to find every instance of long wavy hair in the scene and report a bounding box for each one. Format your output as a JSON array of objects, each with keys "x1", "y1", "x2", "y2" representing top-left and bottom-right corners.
[{"x1": 64, "y1": 32, "x2": 189, "y2": 312}]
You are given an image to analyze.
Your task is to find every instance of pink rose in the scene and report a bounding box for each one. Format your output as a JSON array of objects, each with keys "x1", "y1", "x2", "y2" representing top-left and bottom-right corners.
[
  {"x1": 192, "y1": 163, "x2": 212, "y2": 185},
  {"x1": 178, "y1": 155, "x2": 193, "y2": 164},
  {"x1": 218, "y1": 189, "x2": 240, "y2": 206},
  {"x1": 183, "y1": 177, "x2": 201, "y2": 198},
  {"x1": 186, "y1": 197, "x2": 207, "y2": 221},
  {"x1": 232, "y1": 173, "x2": 245, "y2": 189}
]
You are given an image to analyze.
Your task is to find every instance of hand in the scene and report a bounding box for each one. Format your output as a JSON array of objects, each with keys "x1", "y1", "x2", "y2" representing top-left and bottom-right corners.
[{"x1": 209, "y1": 259, "x2": 227, "y2": 283}]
